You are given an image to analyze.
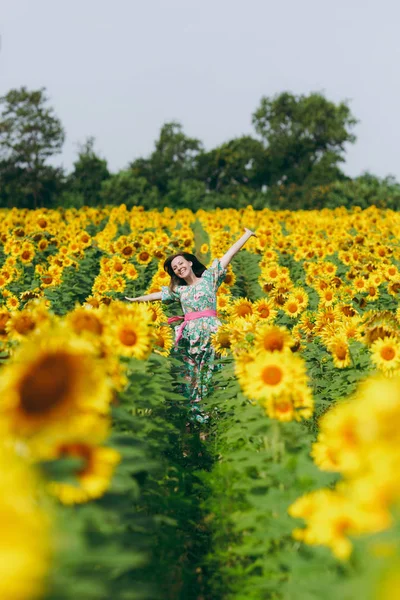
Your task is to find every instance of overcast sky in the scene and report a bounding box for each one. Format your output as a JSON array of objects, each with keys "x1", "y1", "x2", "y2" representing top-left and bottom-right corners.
[{"x1": 1, "y1": 0, "x2": 400, "y2": 179}]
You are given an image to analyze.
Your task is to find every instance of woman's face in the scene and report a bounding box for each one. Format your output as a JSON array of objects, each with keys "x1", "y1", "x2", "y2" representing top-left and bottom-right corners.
[{"x1": 170, "y1": 255, "x2": 192, "y2": 279}]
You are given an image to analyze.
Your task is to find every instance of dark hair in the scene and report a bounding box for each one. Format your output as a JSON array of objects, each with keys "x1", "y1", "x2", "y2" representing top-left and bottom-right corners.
[{"x1": 163, "y1": 253, "x2": 207, "y2": 291}]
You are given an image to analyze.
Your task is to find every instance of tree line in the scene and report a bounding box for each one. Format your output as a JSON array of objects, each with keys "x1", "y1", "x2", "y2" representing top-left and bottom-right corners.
[{"x1": 1, "y1": 86, "x2": 399, "y2": 210}]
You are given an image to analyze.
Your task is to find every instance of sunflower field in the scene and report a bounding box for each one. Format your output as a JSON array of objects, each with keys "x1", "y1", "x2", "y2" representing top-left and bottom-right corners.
[{"x1": 1, "y1": 203, "x2": 400, "y2": 600}]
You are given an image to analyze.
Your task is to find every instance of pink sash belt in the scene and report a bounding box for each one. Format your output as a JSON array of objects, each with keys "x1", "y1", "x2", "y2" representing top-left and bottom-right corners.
[{"x1": 168, "y1": 309, "x2": 218, "y2": 346}]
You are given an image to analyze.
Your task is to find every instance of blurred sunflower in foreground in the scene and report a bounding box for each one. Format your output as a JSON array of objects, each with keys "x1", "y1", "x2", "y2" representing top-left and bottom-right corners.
[
  {"x1": 0, "y1": 326, "x2": 113, "y2": 454},
  {"x1": 0, "y1": 442, "x2": 51, "y2": 600}
]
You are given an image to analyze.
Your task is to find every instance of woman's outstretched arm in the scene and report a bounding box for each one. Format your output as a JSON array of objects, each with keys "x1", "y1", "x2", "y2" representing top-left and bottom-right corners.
[
  {"x1": 125, "y1": 292, "x2": 162, "y2": 302},
  {"x1": 219, "y1": 227, "x2": 257, "y2": 270}
]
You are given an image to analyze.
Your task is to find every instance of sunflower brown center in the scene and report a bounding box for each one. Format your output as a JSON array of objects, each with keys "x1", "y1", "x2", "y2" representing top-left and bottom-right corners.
[
  {"x1": 0, "y1": 313, "x2": 9, "y2": 334},
  {"x1": 263, "y1": 333, "x2": 284, "y2": 352},
  {"x1": 219, "y1": 333, "x2": 231, "y2": 348},
  {"x1": 258, "y1": 307, "x2": 270, "y2": 318},
  {"x1": 261, "y1": 365, "x2": 283, "y2": 386},
  {"x1": 237, "y1": 304, "x2": 252, "y2": 317},
  {"x1": 14, "y1": 315, "x2": 36, "y2": 335},
  {"x1": 155, "y1": 334, "x2": 165, "y2": 348},
  {"x1": 287, "y1": 302, "x2": 298, "y2": 314},
  {"x1": 72, "y1": 313, "x2": 103, "y2": 335},
  {"x1": 335, "y1": 343, "x2": 348, "y2": 361},
  {"x1": 381, "y1": 346, "x2": 395, "y2": 361},
  {"x1": 122, "y1": 245, "x2": 134, "y2": 257},
  {"x1": 19, "y1": 353, "x2": 75, "y2": 415},
  {"x1": 119, "y1": 328, "x2": 138, "y2": 346}
]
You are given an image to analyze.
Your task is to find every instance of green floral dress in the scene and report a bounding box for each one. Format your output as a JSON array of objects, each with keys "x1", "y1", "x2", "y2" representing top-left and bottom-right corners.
[{"x1": 161, "y1": 258, "x2": 227, "y2": 423}]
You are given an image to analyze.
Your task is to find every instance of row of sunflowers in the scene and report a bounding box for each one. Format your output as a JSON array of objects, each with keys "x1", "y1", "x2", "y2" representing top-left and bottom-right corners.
[{"x1": 0, "y1": 203, "x2": 400, "y2": 599}]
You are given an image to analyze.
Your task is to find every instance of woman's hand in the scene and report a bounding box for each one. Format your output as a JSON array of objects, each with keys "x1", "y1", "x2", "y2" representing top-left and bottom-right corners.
[
  {"x1": 125, "y1": 296, "x2": 137, "y2": 302},
  {"x1": 244, "y1": 227, "x2": 257, "y2": 237}
]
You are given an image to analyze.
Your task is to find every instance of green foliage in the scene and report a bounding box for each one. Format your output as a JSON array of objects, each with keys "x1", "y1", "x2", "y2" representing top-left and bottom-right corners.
[
  {"x1": 252, "y1": 92, "x2": 357, "y2": 187},
  {"x1": 130, "y1": 121, "x2": 203, "y2": 196},
  {"x1": 196, "y1": 136, "x2": 269, "y2": 192},
  {"x1": 67, "y1": 137, "x2": 110, "y2": 206},
  {"x1": 43, "y1": 352, "x2": 216, "y2": 600},
  {"x1": 100, "y1": 170, "x2": 161, "y2": 208},
  {"x1": 2, "y1": 86, "x2": 400, "y2": 211},
  {"x1": 199, "y1": 361, "x2": 339, "y2": 600},
  {"x1": 0, "y1": 86, "x2": 65, "y2": 208}
]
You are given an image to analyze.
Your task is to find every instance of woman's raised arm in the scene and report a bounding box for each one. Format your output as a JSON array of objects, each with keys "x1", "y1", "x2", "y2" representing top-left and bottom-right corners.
[
  {"x1": 125, "y1": 292, "x2": 162, "y2": 302},
  {"x1": 219, "y1": 227, "x2": 257, "y2": 270}
]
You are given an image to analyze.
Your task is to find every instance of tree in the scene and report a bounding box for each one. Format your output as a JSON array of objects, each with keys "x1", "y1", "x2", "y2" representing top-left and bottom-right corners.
[
  {"x1": 68, "y1": 137, "x2": 110, "y2": 205},
  {"x1": 252, "y1": 92, "x2": 357, "y2": 187},
  {"x1": 195, "y1": 136, "x2": 269, "y2": 192},
  {"x1": 0, "y1": 87, "x2": 65, "y2": 208},
  {"x1": 100, "y1": 170, "x2": 160, "y2": 208},
  {"x1": 131, "y1": 121, "x2": 203, "y2": 195}
]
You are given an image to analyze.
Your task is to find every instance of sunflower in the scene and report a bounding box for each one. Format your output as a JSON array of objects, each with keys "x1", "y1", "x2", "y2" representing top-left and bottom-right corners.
[
  {"x1": 108, "y1": 315, "x2": 152, "y2": 359},
  {"x1": 0, "y1": 442, "x2": 51, "y2": 600},
  {"x1": 136, "y1": 250, "x2": 152, "y2": 265},
  {"x1": 327, "y1": 335, "x2": 351, "y2": 369},
  {"x1": 252, "y1": 298, "x2": 277, "y2": 321},
  {"x1": 370, "y1": 336, "x2": 400, "y2": 375},
  {"x1": 263, "y1": 392, "x2": 295, "y2": 422},
  {"x1": 262, "y1": 264, "x2": 281, "y2": 282},
  {"x1": 37, "y1": 238, "x2": 48, "y2": 252},
  {"x1": 0, "y1": 272, "x2": 8, "y2": 288},
  {"x1": 67, "y1": 305, "x2": 104, "y2": 336},
  {"x1": 365, "y1": 284, "x2": 379, "y2": 301},
  {"x1": 6, "y1": 295, "x2": 20, "y2": 311},
  {"x1": 48, "y1": 441, "x2": 120, "y2": 505},
  {"x1": 19, "y1": 243, "x2": 36, "y2": 265},
  {"x1": 0, "y1": 329, "x2": 112, "y2": 441},
  {"x1": 92, "y1": 275, "x2": 109, "y2": 295},
  {"x1": 125, "y1": 264, "x2": 139, "y2": 280},
  {"x1": 384, "y1": 264, "x2": 398, "y2": 281},
  {"x1": 292, "y1": 288, "x2": 309, "y2": 308},
  {"x1": 318, "y1": 287, "x2": 336, "y2": 307},
  {"x1": 223, "y1": 267, "x2": 236, "y2": 287},
  {"x1": 152, "y1": 325, "x2": 174, "y2": 356},
  {"x1": 109, "y1": 276, "x2": 126, "y2": 293},
  {"x1": 120, "y1": 243, "x2": 134, "y2": 258},
  {"x1": 283, "y1": 296, "x2": 304, "y2": 318},
  {"x1": 84, "y1": 295, "x2": 101, "y2": 309},
  {"x1": 6, "y1": 309, "x2": 39, "y2": 341},
  {"x1": 311, "y1": 435, "x2": 341, "y2": 471},
  {"x1": 200, "y1": 243, "x2": 209, "y2": 255},
  {"x1": 40, "y1": 270, "x2": 62, "y2": 288},
  {"x1": 361, "y1": 311, "x2": 400, "y2": 345},
  {"x1": 211, "y1": 325, "x2": 232, "y2": 357},
  {"x1": 111, "y1": 258, "x2": 126, "y2": 275},
  {"x1": 238, "y1": 350, "x2": 308, "y2": 402},
  {"x1": 353, "y1": 276, "x2": 367, "y2": 292},
  {"x1": 324, "y1": 262, "x2": 337, "y2": 276},
  {"x1": 254, "y1": 324, "x2": 292, "y2": 353},
  {"x1": 387, "y1": 280, "x2": 400, "y2": 297},
  {"x1": 19, "y1": 288, "x2": 42, "y2": 302},
  {"x1": 314, "y1": 307, "x2": 340, "y2": 333},
  {"x1": 292, "y1": 384, "x2": 314, "y2": 420},
  {"x1": 0, "y1": 307, "x2": 10, "y2": 339},
  {"x1": 229, "y1": 297, "x2": 253, "y2": 319}
]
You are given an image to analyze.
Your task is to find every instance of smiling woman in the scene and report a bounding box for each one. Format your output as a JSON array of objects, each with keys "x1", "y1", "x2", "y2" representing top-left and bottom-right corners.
[{"x1": 125, "y1": 227, "x2": 257, "y2": 423}]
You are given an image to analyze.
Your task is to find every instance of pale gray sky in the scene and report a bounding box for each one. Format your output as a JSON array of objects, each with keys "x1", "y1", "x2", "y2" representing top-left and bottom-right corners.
[{"x1": 1, "y1": 0, "x2": 400, "y2": 179}]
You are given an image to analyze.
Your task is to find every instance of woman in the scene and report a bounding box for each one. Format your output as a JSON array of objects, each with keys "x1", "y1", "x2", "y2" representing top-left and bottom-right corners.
[{"x1": 125, "y1": 227, "x2": 256, "y2": 422}]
